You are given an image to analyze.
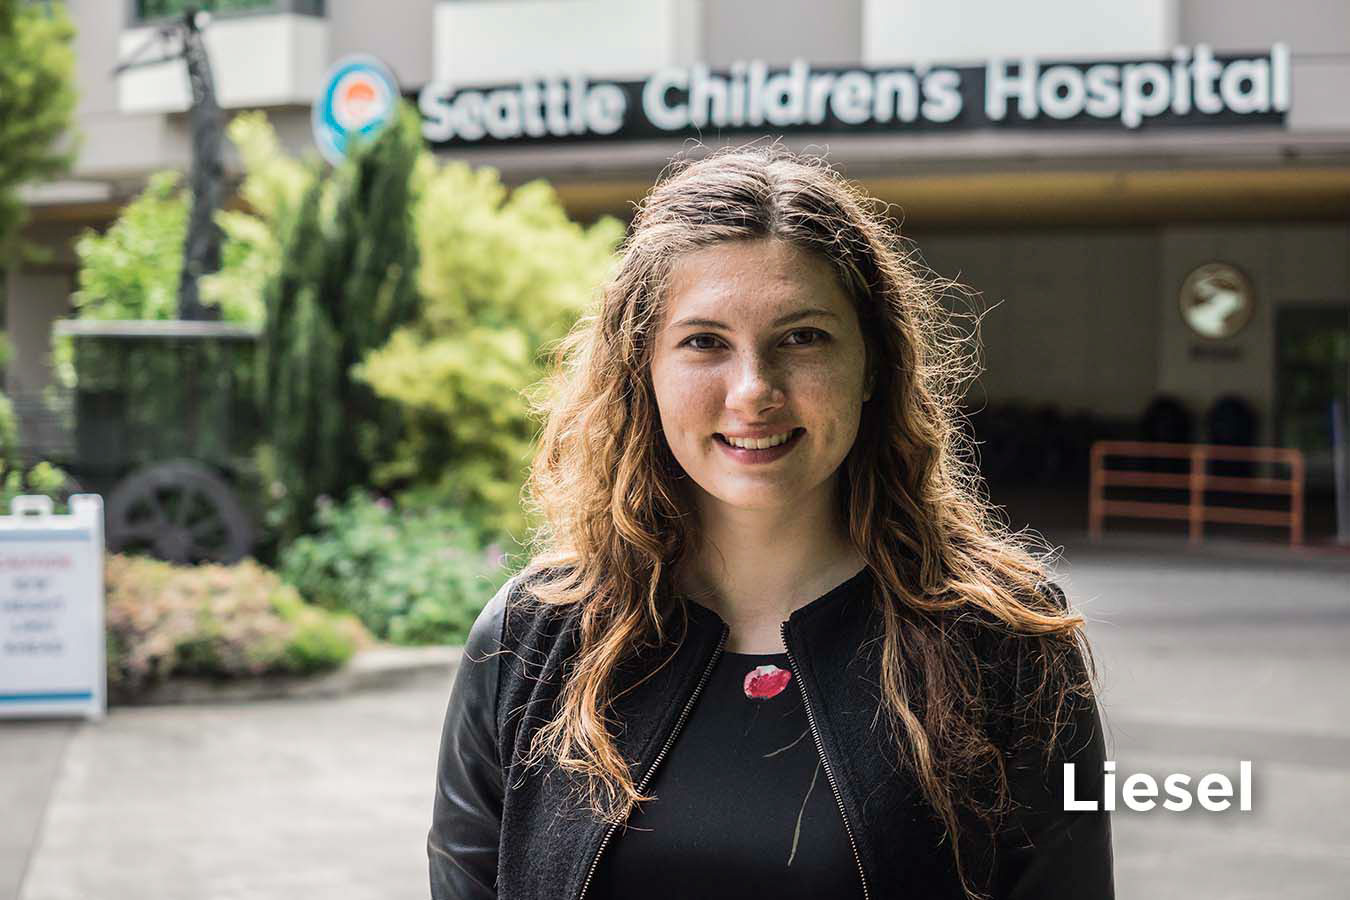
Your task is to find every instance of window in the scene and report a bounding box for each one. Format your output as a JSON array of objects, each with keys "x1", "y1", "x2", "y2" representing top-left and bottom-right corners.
[{"x1": 132, "y1": 0, "x2": 324, "y2": 24}]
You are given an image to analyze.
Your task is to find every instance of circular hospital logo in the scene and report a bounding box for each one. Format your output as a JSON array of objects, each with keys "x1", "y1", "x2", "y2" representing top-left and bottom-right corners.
[
  {"x1": 1179, "y1": 262, "x2": 1255, "y2": 340},
  {"x1": 311, "y1": 55, "x2": 400, "y2": 166}
]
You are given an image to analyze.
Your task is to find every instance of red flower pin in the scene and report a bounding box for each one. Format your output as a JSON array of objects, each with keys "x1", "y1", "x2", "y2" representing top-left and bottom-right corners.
[{"x1": 743, "y1": 664, "x2": 792, "y2": 700}]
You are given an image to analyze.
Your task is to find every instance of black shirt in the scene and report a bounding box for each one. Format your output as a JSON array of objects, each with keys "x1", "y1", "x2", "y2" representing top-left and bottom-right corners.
[{"x1": 590, "y1": 646, "x2": 864, "y2": 898}]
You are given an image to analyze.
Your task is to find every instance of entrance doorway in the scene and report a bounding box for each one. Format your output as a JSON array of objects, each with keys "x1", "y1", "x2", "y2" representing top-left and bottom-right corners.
[{"x1": 1275, "y1": 304, "x2": 1350, "y2": 490}]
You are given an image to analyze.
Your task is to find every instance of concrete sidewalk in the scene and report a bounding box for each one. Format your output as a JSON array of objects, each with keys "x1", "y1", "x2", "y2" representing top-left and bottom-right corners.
[
  {"x1": 4, "y1": 541, "x2": 1349, "y2": 899},
  {"x1": 1, "y1": 646, "x2": 463, "y2": 900}
]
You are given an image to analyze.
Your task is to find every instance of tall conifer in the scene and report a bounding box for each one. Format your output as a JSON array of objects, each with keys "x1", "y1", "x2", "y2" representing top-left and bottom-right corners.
[{"x1": 255, "y1": 104, "x2": 421, "y2": 547}]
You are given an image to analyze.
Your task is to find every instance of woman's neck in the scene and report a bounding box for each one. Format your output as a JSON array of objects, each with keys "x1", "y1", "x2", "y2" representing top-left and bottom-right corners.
[{"x1": 676, "y1": 483, "x2": 867, "y2": 652}]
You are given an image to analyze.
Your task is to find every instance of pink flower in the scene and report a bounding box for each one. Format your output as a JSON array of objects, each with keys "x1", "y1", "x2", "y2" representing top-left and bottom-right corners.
[{"x1": 743, "y1": 664, "x2": 792, "y2": 700}]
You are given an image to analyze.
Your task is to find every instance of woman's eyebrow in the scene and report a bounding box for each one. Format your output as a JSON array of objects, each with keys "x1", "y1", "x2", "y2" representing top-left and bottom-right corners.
[{"x1": 669, "y1": 307, "x2": 840, "y2": 330}]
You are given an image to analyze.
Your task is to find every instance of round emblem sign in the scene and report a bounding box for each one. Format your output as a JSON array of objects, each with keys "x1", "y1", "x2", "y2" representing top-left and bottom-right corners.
[
  {"x1": 1178, "y1": 262, "x2": 1255, "y2": 340},
  {"x1": 311, "y1": 55, "x2": 400, "y2": 166}
]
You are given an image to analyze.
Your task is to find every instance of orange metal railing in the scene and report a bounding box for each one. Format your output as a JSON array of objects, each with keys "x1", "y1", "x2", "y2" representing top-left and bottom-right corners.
[{"x1": 1089, "y1": 441, "x2": 1306, "y2": 546}]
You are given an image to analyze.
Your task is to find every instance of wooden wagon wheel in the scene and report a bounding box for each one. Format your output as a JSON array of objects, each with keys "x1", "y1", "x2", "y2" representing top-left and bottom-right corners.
[{"x1": 106, "y1": 458, "x2": 254, "y2": 564}]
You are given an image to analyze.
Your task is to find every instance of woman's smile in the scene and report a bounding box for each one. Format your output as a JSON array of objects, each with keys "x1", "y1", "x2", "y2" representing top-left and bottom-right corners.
[{"x1": 713, "y1": 427, "x2": 806, "y2": 463}]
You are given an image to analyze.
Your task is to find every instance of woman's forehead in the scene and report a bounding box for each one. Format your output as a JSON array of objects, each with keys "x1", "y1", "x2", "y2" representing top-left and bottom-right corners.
[{"x1": 660, "y1": 239, "x2": 852, "y2": 326}]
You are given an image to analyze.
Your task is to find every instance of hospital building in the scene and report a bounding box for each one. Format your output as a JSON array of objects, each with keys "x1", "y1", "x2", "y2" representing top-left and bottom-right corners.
[{"x1": 7, "y1": 0, "x2": 1349, "y2": 537}]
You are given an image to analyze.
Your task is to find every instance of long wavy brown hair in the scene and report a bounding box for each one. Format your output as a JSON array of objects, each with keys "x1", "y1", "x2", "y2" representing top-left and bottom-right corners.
[{"x1": 515, "y1": 141, "x2": 1099, "y2": 899}]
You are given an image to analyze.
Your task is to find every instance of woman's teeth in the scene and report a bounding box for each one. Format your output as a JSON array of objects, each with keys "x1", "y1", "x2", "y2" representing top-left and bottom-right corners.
[{"x1": 720, "y1": 430, "x2": 797, "y2": 450}]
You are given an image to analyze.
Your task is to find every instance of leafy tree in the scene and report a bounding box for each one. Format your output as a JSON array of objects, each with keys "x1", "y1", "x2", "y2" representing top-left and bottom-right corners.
[
  {"x1": 69, "y1": 167, "x2": 267, "y2": 326},
  {"x1": 253, "y1": 102, "x2": 423, "y2": 548},
  {"x1": 69, "y1": 171, "x2": 191, "y2": 322},
  {"x1": 355, "y1": 162, "x2": 624, "y2": 542},
  {"x1": 202, "y1": 111, "x2": 316, "y2": 321},
  {"x1": 0, "y1": 0, "x2": 77, "y2": 265},
  {"x1": 67, "y1": 112, "x2": 316, "y2": 329},
  {"x1": 0, "y1": 0, "x2": 78, "y2": 509},
  {"x1": 58, "y1": 112, "x2": 304, "y2": 406}
]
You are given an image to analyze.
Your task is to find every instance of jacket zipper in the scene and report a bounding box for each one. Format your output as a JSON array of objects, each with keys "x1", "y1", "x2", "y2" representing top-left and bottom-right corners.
[
  {"x1": 575, "y1": 624, "x2": 729, "y2": 900},
  {"x1": 780, "y1": 620, "x2": 871, "y2": 900}
]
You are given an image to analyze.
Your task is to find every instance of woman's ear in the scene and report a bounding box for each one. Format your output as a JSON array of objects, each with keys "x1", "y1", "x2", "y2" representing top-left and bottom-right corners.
[{"x1": 861, "y1": 341, "x2": 877, "y2": 403}]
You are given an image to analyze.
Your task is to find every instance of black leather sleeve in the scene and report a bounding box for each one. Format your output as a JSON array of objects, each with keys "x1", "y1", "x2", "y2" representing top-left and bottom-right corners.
[
  {"x1": 428, "y1": 578, "x2": 512, "y2": 899},
  {"x1": 993, "y1": 583, "x2": 1115, "y2": 899}
]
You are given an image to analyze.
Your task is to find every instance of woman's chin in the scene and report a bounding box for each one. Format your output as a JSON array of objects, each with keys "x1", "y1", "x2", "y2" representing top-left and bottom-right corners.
[{"x1": 702, "y1": 484, "x2": 811, "y2": 513}]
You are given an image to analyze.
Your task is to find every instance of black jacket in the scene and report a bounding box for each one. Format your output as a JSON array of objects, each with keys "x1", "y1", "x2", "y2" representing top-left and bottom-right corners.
[{"x1": 428, "y1": 567, "x2": 1114, "y2": 899}]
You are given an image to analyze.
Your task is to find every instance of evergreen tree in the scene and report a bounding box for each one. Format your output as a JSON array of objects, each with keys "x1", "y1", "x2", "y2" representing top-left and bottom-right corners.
[
  {"x1": 0, "y1": 0, "x2": 77, "y2": 265},
  {"x1": 255, "y1": 103, "x2": 422, "y2": 548}
]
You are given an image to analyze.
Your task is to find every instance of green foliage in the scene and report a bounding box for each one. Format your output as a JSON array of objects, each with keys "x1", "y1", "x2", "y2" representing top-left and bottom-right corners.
[
  {"x1": 201, "y1": 111, "x2": 318, "y2": 323},
  {"x1": 0, "y1": 0, "x2": 78, "y2": 265},
  {"x1": 0, "y1": 458, "x2": 70, "y2": 514},
  {"x1": 70, "y1": 171, "x2": 188, "y2": 321},
  {"x1": 67, "y1": 111, "x2": 314, "y2": 332},
  {"x1": 69, "y1": 169, "x2": 264, "y2": 326},
  {"x1": 0, "y1": 380, "x2": 16, "y2": 457},
  {"x1": 103, "y1": 552, "x2": 370, "y2": 700},
  {"x1": 355, "y1": 164, "x2": 625, "y2": 541},
  {"x1": 277, "y1": 488, "x2": 510, "y2": 645},
  {"x1": 66, "y1": 112, "x2": 304, "y2": 331},
  {"x1": 62, "y1": 100, "x2": 623, "y2": 556},
  {"x1": 269, "y1": 582, "x2": 367, "y2": 672},
  {"x1": 0, "y1": 372, "x2": 72, "y2": 513},
  {"x1": 253, "y1": 103, "x2": 423, "y2": 547},
  {"x1": 137, "y1": 0, "x2": 274, "y2": 20}
]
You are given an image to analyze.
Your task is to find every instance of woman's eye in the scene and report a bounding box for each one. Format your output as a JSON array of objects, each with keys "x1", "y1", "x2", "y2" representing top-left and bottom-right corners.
[
  {"x1": 784, "y1": 329, "x2": 828, "y2": 346},
  {"x1": 681, "y1": 334, "x2": 722, "y2": 351}
]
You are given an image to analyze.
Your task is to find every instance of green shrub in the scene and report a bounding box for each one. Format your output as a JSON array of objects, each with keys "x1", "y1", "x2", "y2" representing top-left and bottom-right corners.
[
  {"x1": 0, "y1": 459, "x2": 71, "y2": 514},
  {"x1": 277, "y1": 488, "x2": 510, "y2": 645},
  {"x1": 68, "y1": 167, "x2": 265, "y2": 327},
  {"x1": 354, "y1": 161, "x2": 625, "y2": 544},
  {"x1": 104, "y1": 553, "x2": 370, "y2": 699},
  {"x1": 69, "y1": 170, "x2": 190, "y2": 323},
  {"x1": 0, "y1": 381, "x2": 73, "y2": 514}
]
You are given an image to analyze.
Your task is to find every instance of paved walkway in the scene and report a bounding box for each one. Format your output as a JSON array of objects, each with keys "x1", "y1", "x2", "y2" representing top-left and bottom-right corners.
[
  {"x1": 1054, "y1": 539, "x2": 1350, "y2": 899},
  {"x1": 4, "y1": 538, "x2": 1348, "y2": 899}
]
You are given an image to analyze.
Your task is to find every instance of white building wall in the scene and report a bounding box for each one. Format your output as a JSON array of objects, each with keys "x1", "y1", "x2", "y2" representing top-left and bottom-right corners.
[
  {"x1": 116, "y1": 14, "x2": 329, "y2": 114},
  {"x1": 862, "y1": 0, "x2": 1178, "y2": 66},
  {"x1": 432, "y1": 0, "x2": 703, "y2": 85},
  {"x1": 1179, "y1": 0, "x2": 1350, "y2": 131}
]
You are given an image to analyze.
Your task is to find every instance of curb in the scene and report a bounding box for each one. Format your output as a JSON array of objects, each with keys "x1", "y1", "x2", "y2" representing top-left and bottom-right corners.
[{"x1": 111, "y1": 644, "x2": 466, "y2": 707}]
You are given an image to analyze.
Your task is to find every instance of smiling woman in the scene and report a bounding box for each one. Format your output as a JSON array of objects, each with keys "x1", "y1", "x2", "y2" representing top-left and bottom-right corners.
[{"x1": 428, "y1": 142, "x2": 1114, "y2": 900}]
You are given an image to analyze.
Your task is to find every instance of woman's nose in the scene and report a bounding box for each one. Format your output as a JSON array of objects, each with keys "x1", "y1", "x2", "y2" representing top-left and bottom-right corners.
[{"x1": 725, "y1": 353, "x2": 785, "y2": 414}]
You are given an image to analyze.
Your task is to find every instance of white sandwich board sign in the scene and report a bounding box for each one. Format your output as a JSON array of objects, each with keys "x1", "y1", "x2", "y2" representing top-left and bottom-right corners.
[{"x1": 0, "y1": 494, "x2": 106, "y2": 720}]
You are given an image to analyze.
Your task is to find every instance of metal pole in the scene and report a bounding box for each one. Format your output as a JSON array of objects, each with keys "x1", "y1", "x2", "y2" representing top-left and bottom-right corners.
[
  {"x1": 1333, "y1": 397, "x2": 1349, "y2": 544},
  {"x1": 176, "y1": 7, "x2": 224, "y2": 322},
  {"x1": 1188, "y1": 446, "x2": 1205, "y2": 545}
]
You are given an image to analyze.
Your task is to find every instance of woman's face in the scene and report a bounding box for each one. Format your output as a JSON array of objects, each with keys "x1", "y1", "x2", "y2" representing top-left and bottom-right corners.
[{"x1": 650, "y1": 238, "x2": 873, "y2": 515}]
